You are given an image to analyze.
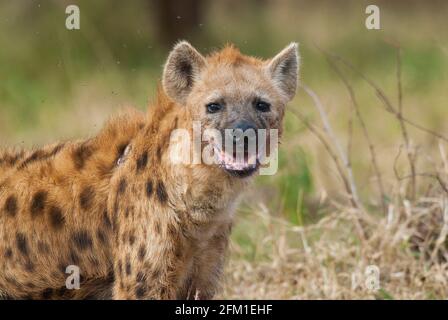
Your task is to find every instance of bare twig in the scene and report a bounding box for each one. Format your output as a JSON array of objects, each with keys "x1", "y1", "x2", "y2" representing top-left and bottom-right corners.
[
  {"x1": 396, "y1": 47, "x2": 416, "y2": 199},
  {"x1": 347, "y1": 93, "x2": 354, "y2": 176},
  {"x1": 288, "y1": 108, "x2": 352, "y2": 201},
  {"x1": 301, "y1": 85, "x2": 364, "y2": 213},
  {"x1": 393, "y1": 144, "x2": 404, "y2": 182},
  {"x1": 325, "y1": 51, "x2": 448, "y2": 143},
  {"x1": 289, "y1": 107, "x2": 367, "y2": 240},
  {"x1": 324, "y1": 54, "x2": 387, "y2": 214},
  {"x1": 439, "y1": 142, "x2": 448, "y2": 174},
  {"x1": 397, "y1": 172, "x2": 448, "y2": 195}
]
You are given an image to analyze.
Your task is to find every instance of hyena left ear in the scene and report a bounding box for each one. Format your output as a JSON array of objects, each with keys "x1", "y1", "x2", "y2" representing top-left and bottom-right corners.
[
  {"x1": 162, "y1": 41, "x2": 206, "y2": 104},
  {"x1": 266, "y1": 42, "x2": 300, "y2": 101}
]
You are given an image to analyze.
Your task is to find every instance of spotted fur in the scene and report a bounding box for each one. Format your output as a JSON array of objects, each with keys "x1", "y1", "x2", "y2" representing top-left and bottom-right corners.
[{"x1": 0, "y1": 42, "x2": 299, "y2": 299}]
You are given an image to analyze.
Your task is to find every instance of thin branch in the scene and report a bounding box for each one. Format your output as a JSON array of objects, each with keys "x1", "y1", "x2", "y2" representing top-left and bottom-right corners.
[
  {"x1": 396, "y1": 172, "x2": 448, "y2": 195},
  {"x1": 347, "y1": 94, "x2": 354, "y2": 173},
  {"x1": 288, "y1": 108, "x2": 353, "y2": 203},
  {"x1": 324, "y1": 51, "x2": 448, "y2": 143},
  {"x1": 397, "y1": 47, "x2": 403, "y2": 115},
  {"x1": 301, "y1": 85, "x2": 364, "y2": 212},
  {"x1": 324, "y1": 55, "x2": 387, "y2": 214},
  {"x1": 396, "y1": 47, "x2": 416, "y2": 199},
  {"x1": 289, "y1": 107, "x2": 367, "y2": 240},
  {"x1": 393, "y1": 144, "x2": 404, "y2": 182},
  {"x1": 439, "y1": 142, "x2": 448, "y2": 174}
]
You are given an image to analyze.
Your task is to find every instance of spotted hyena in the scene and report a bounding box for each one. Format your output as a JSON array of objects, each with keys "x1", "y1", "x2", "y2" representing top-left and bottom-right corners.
[{"x1": 0, "y1": 41, "x2": 299, "y2": 299}]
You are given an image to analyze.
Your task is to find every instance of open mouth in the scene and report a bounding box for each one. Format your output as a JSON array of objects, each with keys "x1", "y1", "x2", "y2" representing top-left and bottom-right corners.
[{"x1": 212, "y1": 143, "x2": 260, "y2": 178}]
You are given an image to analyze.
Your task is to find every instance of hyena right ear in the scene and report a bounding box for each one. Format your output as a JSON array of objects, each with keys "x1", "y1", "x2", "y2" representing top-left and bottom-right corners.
[
  {"x1": 162, "y1": 41, "x2": 206, "y2": 104},
  {"x1": 266, "y1": 42, "x2": 300, "y2": 101}
]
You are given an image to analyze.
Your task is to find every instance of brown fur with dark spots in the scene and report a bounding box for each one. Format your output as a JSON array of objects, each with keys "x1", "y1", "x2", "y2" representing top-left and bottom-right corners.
[
  {"x1": 0, "y1": 110, "x2": 145, "y2": 299},
  {"x1": 0, "y1": 42, "x2": 298, "y2": 299}
]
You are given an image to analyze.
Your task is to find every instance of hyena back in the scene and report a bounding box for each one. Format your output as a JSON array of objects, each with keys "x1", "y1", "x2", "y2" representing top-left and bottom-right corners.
[{"x1": 0, "y1": 41, "x2": 299, "y2": 299}]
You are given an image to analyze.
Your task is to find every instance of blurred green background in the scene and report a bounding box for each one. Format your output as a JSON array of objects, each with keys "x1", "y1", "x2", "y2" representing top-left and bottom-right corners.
[{"x1": 1, "y1": 0, "x2": 448, "y2": 259}]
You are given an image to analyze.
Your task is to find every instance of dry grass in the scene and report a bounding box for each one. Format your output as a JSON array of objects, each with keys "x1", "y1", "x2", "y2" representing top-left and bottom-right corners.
[
  {"x1": 222, "y1": 194, "x2": 448, "y2": 299},
  {"x1": 220, "y1": 48, "x2": 448, "y2": 300}
]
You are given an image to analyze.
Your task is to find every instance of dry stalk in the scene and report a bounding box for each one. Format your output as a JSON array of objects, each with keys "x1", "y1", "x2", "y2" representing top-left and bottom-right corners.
[
  {"x1": 288, "y1": 108, "x2": 353, "y2": 202},
  {"x1": 324, "y1": 54, "x2": 387, "y2": 214},
  {"x1": 326, "y1": 52, "x2": 448, "y2": 143},
  {"x1": 288, "y1": 108, "x2": 367, "y2": 241},
  {"x1": 301, "y1": 85, "x2": 364, "y2": 214},
  {"x1": 396, "y1": 47, "x2": 417, "y2": 200}
]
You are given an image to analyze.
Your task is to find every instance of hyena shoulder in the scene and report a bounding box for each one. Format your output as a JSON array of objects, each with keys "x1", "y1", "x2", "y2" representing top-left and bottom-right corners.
[{"x1": 0, "y1": 108, "x2": 145, "y2": 299}]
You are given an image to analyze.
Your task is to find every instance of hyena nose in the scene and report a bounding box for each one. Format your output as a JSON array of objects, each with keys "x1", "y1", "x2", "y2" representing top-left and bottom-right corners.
[{"x1": 228, "y1": 121, "x2": 257, "y2": 146}]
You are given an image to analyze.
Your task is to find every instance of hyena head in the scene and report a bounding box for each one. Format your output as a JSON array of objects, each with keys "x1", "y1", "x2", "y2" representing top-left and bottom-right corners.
[{"x1": 163, "y1": 41, "x2": 299, "y2": 178}]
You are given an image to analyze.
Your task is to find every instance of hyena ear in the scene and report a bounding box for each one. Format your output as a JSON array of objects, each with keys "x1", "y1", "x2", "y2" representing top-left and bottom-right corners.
[
  {"x1": 266, "y1": 42, "x2": 300, "y2": 101},
  {"x1": 162, "y1": 41, "x2": 206, "y2": 104}
]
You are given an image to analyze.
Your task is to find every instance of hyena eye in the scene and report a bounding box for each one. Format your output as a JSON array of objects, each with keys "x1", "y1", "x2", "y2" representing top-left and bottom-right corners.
[
  {"x1": 206, "y1": 102, "x2": 223, "y2": 114},
  {"x1": 254, "y1": 100, "x2": 271, "y2": 112}
]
